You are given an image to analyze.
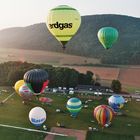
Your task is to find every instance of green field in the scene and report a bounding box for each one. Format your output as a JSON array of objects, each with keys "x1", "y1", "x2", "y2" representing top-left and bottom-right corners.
[
  {"x1": 0, "y1": 127, "x2": 46, "y2": 140},
  {"x1": 0, "y1": 86, "x2": 140, "y2": 140},
  {"x1": 54, "y1": 136, "x2": 76, "y2": 140},
  {"x1": 86, "y1": 131, "x2": 134, "y2": 140},
  {"x1": 123, "y1": 85, "x2": 140, "y2": 93}
]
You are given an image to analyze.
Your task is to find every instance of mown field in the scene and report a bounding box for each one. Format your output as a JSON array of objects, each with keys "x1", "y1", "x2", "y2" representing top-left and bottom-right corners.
[
  {"x1": 0, "y1": 86, "x2": 140, "y2": 140},
  {"x1": 0, "y1": 47, "x2": 100, "y2": 65}
]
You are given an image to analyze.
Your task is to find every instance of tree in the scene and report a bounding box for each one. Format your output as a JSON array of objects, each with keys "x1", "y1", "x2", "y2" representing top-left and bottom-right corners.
[
  {"x1": 7, "y1": 69, "x2": 25, "y2": 85},
  {"x1": 111, "y1": 80, "x2": 122, "y2": 93}
]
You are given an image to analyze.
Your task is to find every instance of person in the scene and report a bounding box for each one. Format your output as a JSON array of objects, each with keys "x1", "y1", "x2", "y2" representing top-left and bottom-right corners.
[{"x1": 43, "y1": 125, "x2": 47, "y2": 130}]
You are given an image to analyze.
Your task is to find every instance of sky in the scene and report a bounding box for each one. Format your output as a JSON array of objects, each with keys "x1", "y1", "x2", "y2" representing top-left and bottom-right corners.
[{"x1": 0, "y1": 0, "x2": 140, "y2": 29}]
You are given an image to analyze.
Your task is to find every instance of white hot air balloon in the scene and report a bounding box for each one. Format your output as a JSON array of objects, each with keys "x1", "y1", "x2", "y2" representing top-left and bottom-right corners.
[
  {"x1": 29, "y1": 107, "x2": 46, "y2": 127},
  {"x1": 19, "y1": 84, "x2": 33, "y2": 100}
]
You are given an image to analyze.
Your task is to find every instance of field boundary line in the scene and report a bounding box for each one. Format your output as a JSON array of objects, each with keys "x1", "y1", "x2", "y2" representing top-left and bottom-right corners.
[
  {"x1": 2, "y1": 92, "x2": 15, "y2": 103},
  {"x1": 0, "y1": 124, "x2": 67, "y2": 137}
]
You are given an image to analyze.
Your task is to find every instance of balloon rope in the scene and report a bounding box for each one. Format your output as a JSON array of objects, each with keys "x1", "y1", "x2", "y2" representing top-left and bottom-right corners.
[{"x1": 0, "y1": 123, "x2": 67, "y2": 136}]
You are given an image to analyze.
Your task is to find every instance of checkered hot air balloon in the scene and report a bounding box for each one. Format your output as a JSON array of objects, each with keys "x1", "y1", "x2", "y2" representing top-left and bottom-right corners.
[
  {"x1": 94, "y1": 105, "x2": 114, "y2": 127},
  {"x1": 66, "y1": 97, "x2": 82, "y2": 117}
]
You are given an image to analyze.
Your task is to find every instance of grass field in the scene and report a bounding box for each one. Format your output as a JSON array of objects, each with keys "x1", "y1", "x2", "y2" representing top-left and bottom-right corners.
[
  {"x1": 122, "y1": 85, "x2": 140, "y2": 93},
  {"x1": 0, "y1": 127, "x2": 46, "y2": 140},
  {"x1": 0, "y1": 86, "x2": 140, "y2": 140},
  {"x1": 54, "y1": 136, "x2": 76, "y2": 140},
  {"x1": 86, "y1": 131, "x2": 134, "y2": 140}
]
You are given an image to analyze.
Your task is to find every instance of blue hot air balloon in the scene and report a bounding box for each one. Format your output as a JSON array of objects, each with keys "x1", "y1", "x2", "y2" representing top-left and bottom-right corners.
[{"x1": 108, "y1": 95, "x2": 125, "y2": 112}]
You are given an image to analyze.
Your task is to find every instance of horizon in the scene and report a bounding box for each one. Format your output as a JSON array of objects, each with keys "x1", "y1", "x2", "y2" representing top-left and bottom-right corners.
[
  {"x1": 0, "y1": 13, "x2": 139, "y2": 31},
  {"x1": 0, "y1": 0, "x2": 140, "y2": 29}
]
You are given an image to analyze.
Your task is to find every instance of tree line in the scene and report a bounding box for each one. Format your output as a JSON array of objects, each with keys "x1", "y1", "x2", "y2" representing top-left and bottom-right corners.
[{"x1": 0, "y1": 61, "x2": 94, "y2": 88}]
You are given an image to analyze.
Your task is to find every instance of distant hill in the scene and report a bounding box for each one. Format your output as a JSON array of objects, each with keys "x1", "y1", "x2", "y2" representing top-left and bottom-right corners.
[{"x1": 0, "y1": 14, "x2": 140, "y2": 65}]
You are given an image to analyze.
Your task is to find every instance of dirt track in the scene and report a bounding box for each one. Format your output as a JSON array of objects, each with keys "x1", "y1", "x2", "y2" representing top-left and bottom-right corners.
[{"x1": 45, "y1": 127, "x2": 87, "y2": 140}]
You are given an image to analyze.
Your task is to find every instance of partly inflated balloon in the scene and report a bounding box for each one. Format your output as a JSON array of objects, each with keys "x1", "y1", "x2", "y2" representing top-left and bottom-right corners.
[
  {"x1": 24, "y1": 69, "x2": 49, "y2": 94},
  {"x1": 66, "y1": 97, "x2": 82, "y2": 117},
  {"x1": 39, "y1": 97, "x2": 53, "y2": 103},
  {"x1": 46, "y1": 5, "x2": 81, "y2": 49},
  {"x1": 19, "y1": 84, "x2": 33, "y2": 100},
  {"x1": 97, "y1": 27, "x2": 119, "y2": 49},
  {"x1": 29, "y1": 107, "x2": 46, "y2": 127},
  {"x1": 94, "y1": 105, "x2": 114, "y2": 127},
  {"x1": 108, "y1": 95, "x2": 125, "y2": 112},
  {"x1": 14, "y1": 80, "x2": 25, "y2": 94}
]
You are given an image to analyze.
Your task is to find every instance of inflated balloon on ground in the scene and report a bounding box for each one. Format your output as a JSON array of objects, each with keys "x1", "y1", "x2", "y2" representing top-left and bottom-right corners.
[
  {"x1": 66, "y1": 97, "x2": 82, "y2": 117},
  {"x1": 14, "y1": 80, "x2": 25, "y2": 94},
  {"x1": 29, "y1": 107, "x2": 46, "y2": 127},
  {"x1": 19, "y1": 84, "x2": 33, "y2": 100},
  {"x1": 108, "y1": 95, "x2": 125, "y2": 111},
  {"x1": 23, "y1": 69, "x2": 49, "y2": 94},
  {"x1": 94, "y1": 105, "x2": 114, "y2": 127}
]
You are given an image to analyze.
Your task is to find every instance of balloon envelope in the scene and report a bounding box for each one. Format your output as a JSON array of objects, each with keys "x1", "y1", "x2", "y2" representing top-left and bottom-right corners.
[
  {"x1": 29, "y1": 107, "x2": 46, "y2": 127},
  {"x1": 14, "y1": 80, "x2": 25, "y2": 94},
  {"x1": 108, "y1": 95, "x2": 125, "y2": 111},
  {"x1": 19, "y1": 84, "x2": 33, "y2": 100},
  {"x1": 66, "y1": 97, "x2": 82, "y2": 117},
  {"x1": 24, "y1": 69, "x2": 49, "y2": 94},
  {"x1": 39, "y1": 97, "x2": 53, "y2": 103},
  {"x1": 94, "y1": 105, "x2": 114, "y2": 127},
  {"x1": 97, "y1": 27, "x2": 119, "y2": 49},
  {"x1": 46, "y1": 5, "x2": 81, "y2": 49}
]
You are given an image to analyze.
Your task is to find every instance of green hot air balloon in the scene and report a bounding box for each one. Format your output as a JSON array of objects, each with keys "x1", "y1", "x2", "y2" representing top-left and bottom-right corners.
[
  {"x1": 46, "y1": 5, "x2": 81, "y2": 49},
  {"x1": 97, "y1": 27, "x2": 119, "y2": 49}
]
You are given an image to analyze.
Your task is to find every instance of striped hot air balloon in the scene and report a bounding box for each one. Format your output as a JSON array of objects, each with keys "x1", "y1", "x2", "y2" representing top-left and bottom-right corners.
[
  {"x1": 24, "y1": 69, "x2": 49, "y2": 94},
  {"x1": 97, "y1": 27, "x2": 119, "y2": 49},
  {"x1": 108, "y1": 95, "x2": 125, "y2": 112},
  {"x1": 46, "y1": 5, "x2": 81, "y2": 49},
  {"x1": 66, "y1": 97, "x2": 82, "y2": 117},
  {"x1": 94, "y1": 105, "x2": 114, "y2": 127}
]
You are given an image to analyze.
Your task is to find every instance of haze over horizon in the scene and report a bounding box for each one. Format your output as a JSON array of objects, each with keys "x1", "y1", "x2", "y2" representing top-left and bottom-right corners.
[{"x1": 0, "y1": 0, "x2": 140, "y2": 30}]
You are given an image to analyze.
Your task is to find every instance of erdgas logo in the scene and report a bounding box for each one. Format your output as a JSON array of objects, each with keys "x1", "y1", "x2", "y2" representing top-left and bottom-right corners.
[{"x1": 49, "y1": 22, "x2": 72, "y2": 30}]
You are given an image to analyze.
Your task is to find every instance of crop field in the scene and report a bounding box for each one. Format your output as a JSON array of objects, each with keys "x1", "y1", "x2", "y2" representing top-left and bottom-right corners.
[
  {"x1": 0, "y1": 47, "x2": 100, "y2": 65},
  {"x1": 0, "y1": 86, "x2": 140, "y2": 140},
  {"x1": 67, "y1": 66, "x2": 140, "y2": 89}
]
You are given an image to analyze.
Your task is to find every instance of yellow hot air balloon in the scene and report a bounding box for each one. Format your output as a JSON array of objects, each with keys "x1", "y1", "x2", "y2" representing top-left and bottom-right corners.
[
  {"x1": 14, "y1": 80, "x2": 24, "y2": 95},
  {"x1": 46, "y1": 5, "x2": 81, "y2": 49}
]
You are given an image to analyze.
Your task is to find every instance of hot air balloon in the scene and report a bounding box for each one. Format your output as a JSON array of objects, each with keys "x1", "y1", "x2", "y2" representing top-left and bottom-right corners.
[
  {"x1": 29, "y1": 107, "x2": 46, "y2": 127},
  {"x1": 19, "y1": 84, "x2": 33, "y2": 100},
  {"x1": 97, "y1": 27, "x2": 119, "y2": 49},
  {"x1": 39, "y1": 97, "x2": 53, "y2": 104},
  {"x1": 23, "y1": 69, "x2": 49, "y2": 94},
  {"x1": 94, "y1": 105, "x2": 114, "y2": 127},
  {"x1": 14, "y1": 80, "x2": 24, "y2": 94},
  {"x1": 46, "y1": 5, "x2": 81, "y2": 49},
  {"x1": 66, "y1": 97, "x2": 82, "y2": 117},
  {"x1": 108, "y1": 95, "x2": 125, "y2": 112}
]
